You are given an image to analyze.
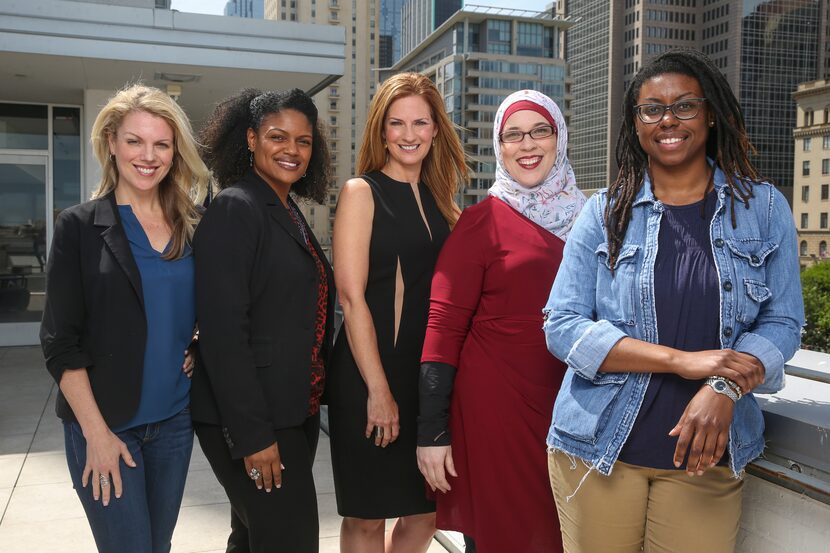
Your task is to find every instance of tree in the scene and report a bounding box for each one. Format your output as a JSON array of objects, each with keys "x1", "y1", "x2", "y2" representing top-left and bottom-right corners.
[{"x1": 801, "y1": 261, "x2": 830, "y2": 353}]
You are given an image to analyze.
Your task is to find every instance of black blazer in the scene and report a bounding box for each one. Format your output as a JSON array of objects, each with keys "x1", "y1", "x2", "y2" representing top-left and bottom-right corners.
[
  {"x1": 40, "y1": 192, "x2": 148, "y2": 427},
  {"x1": 190, "y1": 170, "x2": 335, "y2": 459}
]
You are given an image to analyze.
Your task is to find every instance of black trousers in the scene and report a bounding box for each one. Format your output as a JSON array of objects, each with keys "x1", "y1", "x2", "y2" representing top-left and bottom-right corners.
[{"x1": 195, "y1": 413, "x2": 321, "y2": 553}]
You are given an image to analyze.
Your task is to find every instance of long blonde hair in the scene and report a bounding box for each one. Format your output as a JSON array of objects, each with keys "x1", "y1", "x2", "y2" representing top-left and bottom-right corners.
[
  {"x1": 90, "y1": 84, "x2": 210, "y2": 260},
  {"x1": 358, "y1": 72, "x2": 468, "y2": 226}
]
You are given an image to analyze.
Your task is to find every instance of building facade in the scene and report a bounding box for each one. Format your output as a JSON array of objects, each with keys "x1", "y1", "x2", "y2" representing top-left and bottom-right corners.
[
  {"x1": 379, "y1": 0, "x2": 405, "y2": 67},
  {"x1": 400, "y1": 0, "x2": 463, "y2": 58},
  {"x1": 224, "y1": 0, "x2": 265, "y2": 18},
  {"x1": 388, "y1": 5, "x2": 571, "y2": 208},
  {"x1": 793, "y1": 80, "x2": 830, "y2": 267},
  {"x1": 559, "y1": 0, "x2": 829, "y2": 198},
  {"x1": 0, "y1": 0, "x2": 344, "y2": 346}
]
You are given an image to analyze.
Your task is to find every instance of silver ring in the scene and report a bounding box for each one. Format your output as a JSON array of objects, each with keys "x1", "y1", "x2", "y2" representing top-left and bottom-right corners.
[
  {"x1": 374, "y1": 425, "x2": 384, "y2": 438},
  {"x1": 248, "y1": 467, "x2": 262, "y2": 481},
  {"x1": 99, "y1": 474, "x2": 110, "y2": 487}
]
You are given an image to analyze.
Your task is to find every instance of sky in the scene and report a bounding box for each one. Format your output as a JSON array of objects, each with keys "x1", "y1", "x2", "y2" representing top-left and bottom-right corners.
[{"x1": 171, "y1": 0, "x2": 553, "y2": 15}]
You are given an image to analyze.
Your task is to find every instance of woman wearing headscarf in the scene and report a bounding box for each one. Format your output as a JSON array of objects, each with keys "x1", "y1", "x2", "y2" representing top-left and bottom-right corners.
[{"x1": 416, "y1": 89, "x2": 585, "y2": 553}]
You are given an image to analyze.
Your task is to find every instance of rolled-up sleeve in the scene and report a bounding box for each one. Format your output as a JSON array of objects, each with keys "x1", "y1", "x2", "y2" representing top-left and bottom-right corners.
[
  {"x1": 40, "y1": 209, "x2": 93, "y2": 382},
  {"x1": 543, "y1": 193, "x2": 625, "y2": 382}
]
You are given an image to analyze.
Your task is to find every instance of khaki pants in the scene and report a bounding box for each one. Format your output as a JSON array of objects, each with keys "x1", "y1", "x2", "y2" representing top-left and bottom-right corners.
[{"x1": 548, "y1": 450, "x2": 743, "y2": 553}]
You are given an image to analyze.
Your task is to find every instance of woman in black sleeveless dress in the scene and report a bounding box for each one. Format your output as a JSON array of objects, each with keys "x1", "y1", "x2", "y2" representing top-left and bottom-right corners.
[{"x1": 329, "y1": 73, "x2": 469, "y2": 553}]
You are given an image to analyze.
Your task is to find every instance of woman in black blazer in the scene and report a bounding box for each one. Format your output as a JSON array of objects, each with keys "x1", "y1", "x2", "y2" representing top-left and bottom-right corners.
[
  {"x1": 192, "y1": 88, "x2": 333, "y2": 553},
  {"x1": 40, "y1": 84, "x2": 209, "y2": 553}
]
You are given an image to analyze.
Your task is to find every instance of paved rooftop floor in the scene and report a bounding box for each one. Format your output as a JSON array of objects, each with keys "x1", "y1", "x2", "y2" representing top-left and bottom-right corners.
[{"x1": 0, "y1": 346, "x2": 452, "y2": 553}]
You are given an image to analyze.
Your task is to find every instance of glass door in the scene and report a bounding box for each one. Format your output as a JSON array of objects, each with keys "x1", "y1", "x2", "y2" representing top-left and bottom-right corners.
[{"x1": 0, "y1": 153, "x2": 49, "y2": 346}]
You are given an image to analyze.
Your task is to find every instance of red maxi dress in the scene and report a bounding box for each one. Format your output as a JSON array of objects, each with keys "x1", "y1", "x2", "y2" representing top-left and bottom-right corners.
[{"x1": 421, "y1": 196, "x2": 567, "y2": 553}]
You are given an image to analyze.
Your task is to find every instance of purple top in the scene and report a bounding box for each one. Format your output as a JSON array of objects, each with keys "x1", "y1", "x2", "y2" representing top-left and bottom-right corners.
[{"x1": 618, "y1": 190, "x2": 723, "y2": 469}]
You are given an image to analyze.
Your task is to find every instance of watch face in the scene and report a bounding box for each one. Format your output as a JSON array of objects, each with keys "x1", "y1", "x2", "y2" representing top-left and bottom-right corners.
[{"x1": 714, "y1": 381, "x2": 727, "y2": 392}]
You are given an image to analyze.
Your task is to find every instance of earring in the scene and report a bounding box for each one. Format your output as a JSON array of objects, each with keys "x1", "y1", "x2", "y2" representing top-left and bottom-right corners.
[
  {"x1": 249, "y1": 150, "x2": 253, "y2": 167},
  {"x1": 383, "y1": 142, "x2": 387, "y2": 149},
  {"x1": 709, "y1": 121, "x2": 715, "y2": 127},
  {"x1": 302, "y1": 173, "x2": 307, "y2": 178}
]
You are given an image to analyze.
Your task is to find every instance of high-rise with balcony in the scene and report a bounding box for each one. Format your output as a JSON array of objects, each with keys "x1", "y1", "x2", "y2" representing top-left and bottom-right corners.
[
  {"x1": 264, "y1": 0, "x2": 388, "y2": 252},
  {"x1": 558, "y1": 0, "x2": 829, "y2": 200},
  {"x1": 387, "y1": 5, "x2": 572, "y2": 208}
]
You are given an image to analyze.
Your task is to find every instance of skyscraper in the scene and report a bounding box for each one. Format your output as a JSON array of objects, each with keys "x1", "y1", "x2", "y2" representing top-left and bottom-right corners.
[
  {"x1": 559, "y1": 0, "x2": 829, "y2": 199},
  {"x1": 379, "y1": 0, "x2": 405, "y2": 67},
  {"x1": 225, "y1": 0, "x2": 264, "y2": 18},
  {"x1": 400, "y1": 0, "x2": 463, "y2": 58}
]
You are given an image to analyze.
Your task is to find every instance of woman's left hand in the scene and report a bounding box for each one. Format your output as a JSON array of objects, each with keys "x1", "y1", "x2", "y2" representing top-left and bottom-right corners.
[
  {"x1": 182, "y1": 348, "x2": 195, "y2": 378},
  {"x1": 669, "y1": 385, "x2": 735, "y2": 476}
]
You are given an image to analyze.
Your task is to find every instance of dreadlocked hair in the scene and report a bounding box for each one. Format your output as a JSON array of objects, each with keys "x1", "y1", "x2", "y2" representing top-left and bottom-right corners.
[{"x1": 606, "y1": 47, "x2": 762, "y2": 272}]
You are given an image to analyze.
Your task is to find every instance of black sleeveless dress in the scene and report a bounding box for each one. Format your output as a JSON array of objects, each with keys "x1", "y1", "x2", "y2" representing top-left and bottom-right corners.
[{"x1": 327, "y1": 170, "x2": 449, "y2": 518}]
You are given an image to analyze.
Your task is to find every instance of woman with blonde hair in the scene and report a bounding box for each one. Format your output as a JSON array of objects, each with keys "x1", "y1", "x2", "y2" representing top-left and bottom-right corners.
[
  {"x1": 41, "y1": 84, "x2": 208, "y2": 553},
  {"x1": 328, "y1": 72, "x2": 468, "y2": 553}
]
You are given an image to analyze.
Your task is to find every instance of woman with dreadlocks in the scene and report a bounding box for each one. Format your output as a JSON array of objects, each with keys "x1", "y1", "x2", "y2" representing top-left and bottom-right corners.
[{"x1": 542, "y1": 49, "x2": 804, "y2": 552}]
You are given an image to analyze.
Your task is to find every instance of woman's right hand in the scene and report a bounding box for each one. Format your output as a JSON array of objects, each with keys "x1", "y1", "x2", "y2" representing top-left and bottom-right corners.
[
  {"x1": 82, "y1": 429, "x2": 136, "y2": 506},
  {"x1": 674, "y1": 349, "x2": 765, "y2": 394},
  {"x1": 365, "y1": 389, "x2": 400, "y2": 447},
  {"x1": 417, "y1": 445, "x2": 457, "y2": 493}
]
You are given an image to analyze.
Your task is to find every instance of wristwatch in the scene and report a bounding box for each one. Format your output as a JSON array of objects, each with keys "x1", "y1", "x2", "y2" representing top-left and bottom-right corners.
[{"x1": 706, "y1": 376, "x2": 739, "y2": 403}]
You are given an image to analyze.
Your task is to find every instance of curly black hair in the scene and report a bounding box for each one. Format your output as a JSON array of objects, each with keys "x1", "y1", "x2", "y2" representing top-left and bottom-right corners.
[
  {"x1": 199, "y1": 88, "x2": 331, "y2": 204},
  {"x1": 606, "y1": 48, "x2": 762, "y2": 272}
]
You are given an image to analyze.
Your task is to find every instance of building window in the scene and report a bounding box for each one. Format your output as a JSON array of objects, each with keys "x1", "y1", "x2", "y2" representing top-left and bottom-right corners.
[
  {"x1": 801, "y1": 213, "x2": 809, "y2": 228},
  {"x1": 805, "y1": 109, "x2": 814, "y2": 127},
  {"x1": 804, "y1": 137, "x2": 812, "y2": 152},
  {"x1": 824, "y1": 159, "x2": 830, "y2": 175},
  {"x1": 802, "y1": 185, "x2": 810, "y2": 202},
  {"x1": 800, "y1": 240, "x2": 808, "y2": 256},
  {"x1": 821, "y1": 241, "x2": 828, "y2": 258},
  {"x1": 825, "y1": 135, "x2": 830, "y2": 150},
  {"x1": 517, "y1": 22, "x2": 544, "y2": 57},
  {"x1": 822, "y1": 184, "x2": 829, "y2": 200},
  {"x1": 803, "y1": 161, "x2": 811, "y2": 176},
  {"x1": 822, "y1": 213, "x2": 829, "y2": 229}
]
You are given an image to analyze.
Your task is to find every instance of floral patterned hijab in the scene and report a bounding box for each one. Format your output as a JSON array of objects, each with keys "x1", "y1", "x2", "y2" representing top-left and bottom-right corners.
[{"x1": 488, "y1": 90, "x2": 586, "y2": 241}]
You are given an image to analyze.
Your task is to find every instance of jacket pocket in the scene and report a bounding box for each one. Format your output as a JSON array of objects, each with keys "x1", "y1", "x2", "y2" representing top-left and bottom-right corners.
[
  {"x1": 250, "y1": 338, "x2": 273, "y2": 368},
  {"x1": 725, "y1": 240, "x2": 776, "y2": 324},
  {"x1": 552, "y1": 369, "x2": 628, "y2": 444},
  {"x1": 595, "y1": 243, "x2": 639, "y2": 326}
]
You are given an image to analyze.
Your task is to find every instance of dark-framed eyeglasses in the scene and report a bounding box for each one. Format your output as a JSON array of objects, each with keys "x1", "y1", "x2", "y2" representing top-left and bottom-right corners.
[
  {"x1": 499, "y1": 125, "x2": 557, "y2": 144},
  {"x1": 634, "y1": 98, "x2": 707, "y2": 124}
]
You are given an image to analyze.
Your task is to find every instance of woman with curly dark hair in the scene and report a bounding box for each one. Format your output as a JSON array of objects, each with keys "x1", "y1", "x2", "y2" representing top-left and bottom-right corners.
[
  {"x1": 190, "y1": 88, "x2": 334, "y2": 552},
  {"x1": 543, "y1": 49, "x2": 804, "y2": 552}
]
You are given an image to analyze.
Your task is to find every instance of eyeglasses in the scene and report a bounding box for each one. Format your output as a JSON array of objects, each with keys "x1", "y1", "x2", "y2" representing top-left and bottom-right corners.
[
  {"x1": 634, "y1": 98, "x2": 707, "y2": 124},
  {"x1": 499, "y1": 125, "x2": 556, "y2": 144}
]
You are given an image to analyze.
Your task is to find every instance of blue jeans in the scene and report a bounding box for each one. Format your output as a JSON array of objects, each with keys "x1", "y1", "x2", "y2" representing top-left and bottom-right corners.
[{"x1": 64, "y1": 408, "x2": 194, "y2": 553}]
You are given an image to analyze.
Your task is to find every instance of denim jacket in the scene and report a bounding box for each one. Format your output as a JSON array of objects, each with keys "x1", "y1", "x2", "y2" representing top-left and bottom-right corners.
[{"x1": 542, "y1": 165, "x2": 804, "y2": 477}]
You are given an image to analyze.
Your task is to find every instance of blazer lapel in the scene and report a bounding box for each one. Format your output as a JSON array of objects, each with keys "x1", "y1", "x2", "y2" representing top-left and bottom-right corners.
[
  {"x1": 267, "y1": 203, "x2": 311, "y2": 253},
  {"x1": 94, "y1": 193, "x2": 145, "y2": 310},
  {"x1": 243, "y1": 170, "x2": 311, "y2": 253}
]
